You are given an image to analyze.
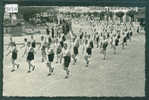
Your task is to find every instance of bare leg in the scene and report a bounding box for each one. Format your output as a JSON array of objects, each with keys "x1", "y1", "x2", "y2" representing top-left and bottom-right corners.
[
  {"x1": 14, "y1": 60, "x2": 20, "y2": 69},
  {"x1": 27, "y1": 61, "x2": 31, "y2": 73},
  {"x1": 65, "y1": 68, "x2": 70, "y2": 79},
  {"x1": 47, "y1": 62, "x2": 53, "y2": 76},
  {"x1": 103, "y1": 50, "x2": 106, "y2": 60},
  {"x1": 11, "y1": 59, "x2": 15, "y2": 72}
]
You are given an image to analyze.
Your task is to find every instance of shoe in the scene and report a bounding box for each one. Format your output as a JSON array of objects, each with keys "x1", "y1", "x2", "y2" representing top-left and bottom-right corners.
[
  {"x1": 27, "y1": 70, "x2": 31, "y2": 73},
  {"x1": 64, "y1": 76, "x2": 68, "y2": 79},
  {"x1": 47, "y1": 73, "x2": 52, "y2": 76},
  {"x1": 11, "y1": 69, "x2": 15, "y2": 72},
  {"x1": 86, "y1": 64, "x2": 88, "y2": 67}
]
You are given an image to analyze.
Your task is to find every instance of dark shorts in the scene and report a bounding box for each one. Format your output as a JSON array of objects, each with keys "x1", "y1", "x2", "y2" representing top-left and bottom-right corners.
[
  {"x1": 60, "y1": 41, "x2": 64, "y2": 48},
  {"x1": 64, "y1": 56, "x2": 71, "y2": 68},
  {"x1": 32, "y1": 43, "x2": 36, "y2": 48},
  {"x1": 87, "y1": 48, "x2": 92, "y2": 55},
  {"x1": 115, "y1": 41, "x2": 119, "y2": 46},
  {"x1": 12, "y1": 53, "x2": 17, "y2": 60},
  {"x1": 27, "y1": 52, "x2": 34, "y2": 61},
  {"x1": 73, "y1": 47, "x2": 78, "y2": 55},
  {"x1": 123, "y1": 37, "x2": 127, "y2": 43},
  {"x1": 48, "y1": 54, "x2": 54, "y2": 62}
]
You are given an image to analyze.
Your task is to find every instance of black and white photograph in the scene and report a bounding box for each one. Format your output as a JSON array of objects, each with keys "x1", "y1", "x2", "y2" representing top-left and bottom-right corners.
[{"x1": 3, "y1": 5, "x2": 145, "y2": 97}]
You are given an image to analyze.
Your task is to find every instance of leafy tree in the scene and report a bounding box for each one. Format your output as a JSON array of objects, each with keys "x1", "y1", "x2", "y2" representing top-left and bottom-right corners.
[
  {"x1": 116, "y1": 11, "x2": 124, "y2": 23},
  {"x1": 19, "y1": 6, "x2": 58, "y2": 24},
  {"x1": 100, "y1": 11, "x2": 106, "y2": 20},
  {"x1": 92, "y1": 12, "x2": 98, "y2": 17},
  {"x1": 108, "y1": 11, "x2": 114, "y2": 21},
  {"x1": 126, "y1": 10, "x2": 137, "y2": 22}
]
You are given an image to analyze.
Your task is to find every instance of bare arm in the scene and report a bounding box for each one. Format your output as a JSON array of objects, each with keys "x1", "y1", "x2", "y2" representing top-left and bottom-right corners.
[
  {"x1": 22, "y1": 47, "x2": 27, "y2": 57},
  {"x1": 6, "y1": 50, "x2": 11, "y2": 57},
  {"x1": 38, "y1": 42, "x2": 41, "y2": 49},
  {"x1": 20, "y1": 43, "x2": 25, "y2": 49},
  {"x1": 7, "y1": 43, "x2": 10, "y2": 49}
]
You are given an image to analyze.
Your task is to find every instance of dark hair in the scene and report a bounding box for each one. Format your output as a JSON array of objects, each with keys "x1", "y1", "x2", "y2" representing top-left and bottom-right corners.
[
  {"x1": 24, "y1": 38, "x2": 27, "y2": 42},
  {"x1": 31, "y1": 35, "x2": 34, "y2": 39},
  {"x1": 64, "y1": 43, "x2": 67, "y2": 49}
]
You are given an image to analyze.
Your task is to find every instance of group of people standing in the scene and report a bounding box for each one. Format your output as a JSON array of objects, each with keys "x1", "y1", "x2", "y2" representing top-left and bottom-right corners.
[{"x1": 5, "y1": 18, "x2": 141, "y2": 79}]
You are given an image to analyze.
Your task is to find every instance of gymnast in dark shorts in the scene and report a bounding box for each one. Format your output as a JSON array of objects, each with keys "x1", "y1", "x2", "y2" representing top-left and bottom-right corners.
[
  {"x1": 114, "y1": 37, "x2": 119, "y2": 54},
  {"x1": 41, "y1": 44, "x2": 47, "y2": 62},
  {"x1": 90, "y1": 40, "x2": 94, "y2": 49},
  {"x1": 63, "y1": 44, "x2": 71, "y2": 79},
  {"x1": 56, "y1": 43, "x2": 62, "y2": 63},
  {"x1": 72, "y1": 38, "x2": 79, "y2": 64},
  {"x1": 84, "y1": 43, "x2": 92, "y2": 67},
  {"x1": 27, "y1": 45, "x2": 35, "y2": 73},
  {"x1": 73, "y1": 46, "x2": 78, "y2": 56},
  {"x1": 47, "y1": 47, "x2": 55, "y2": 76},
  {"x1": 6, "y1": 43, "x2": 20, "y2": 72},
  {"x1": 122, "y1": 35, "x2": 127, "y2": 49},
  {"x1": 102, "y1": 39, "x2": 108, "y2": 60},
  {"x1": 31, "y1": 40, "x2": 36, "y2": 49}
]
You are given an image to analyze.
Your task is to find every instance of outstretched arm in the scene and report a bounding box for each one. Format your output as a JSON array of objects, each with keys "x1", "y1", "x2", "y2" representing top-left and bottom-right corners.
[
  {"x1": 20, "y1": 43, "x2": 25, "y2": 49},
  {"x1": 6, "y1": 50, "x2": 11, "y2": 57}
]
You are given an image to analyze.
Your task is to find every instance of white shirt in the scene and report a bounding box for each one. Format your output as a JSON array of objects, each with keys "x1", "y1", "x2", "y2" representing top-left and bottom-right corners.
[{"x1": 63, "y1": 48, "x2": 70, "y2": 57}]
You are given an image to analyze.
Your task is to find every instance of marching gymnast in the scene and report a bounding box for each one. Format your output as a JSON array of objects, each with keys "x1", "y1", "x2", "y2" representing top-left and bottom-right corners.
[
  {"x1": 72, "y1": 37, "x2": 79, "y2": 65},
  {"x1": 7, "y1": 37, "x2": 15, "y2": 50},
  {"x1": 6, "y1": 42, "x2": 20, "y2": 72},
  {"x1": 26, "y1": 42, "x2": 35, "y2": 73},
  {"x1": 46, "y1": 46, "x2": 55, "y2": 76},
  {"x1": 56, "y1": 43, "x2": 63, "y2": 63},
  {"x1": 102, "y1": 37, "x2": 108, "y2": 60},
  {"x1": 84, "y1": 40, "x2": 92, "y2": 67},
  {"x1": 20, "y1": 38, "x2": 28, "y2": 57},
  {"x1": 39, "y1": 36, "x2": 47, "y2": 62},
  {"x1": 63, "y1": 43, "x2": 71, "y2": 79}
]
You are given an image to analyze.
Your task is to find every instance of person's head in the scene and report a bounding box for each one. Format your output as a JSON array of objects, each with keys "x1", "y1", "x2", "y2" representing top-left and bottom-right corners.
[
  {"x1": 64, "y1": 43, "x2": 67, "y2": 50},
  {"x1": 85, "y1": 40, "x2": 88, "y2": 45},
  {"x1": 24, "y1": 38, "x2": 27, "y2": 42},
  {"x1": 27, "y1": 42, "x2": 31, "y2": 47},
  {"x1": 31, "y1": 35, "x2": 34, "y2": 40}
]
